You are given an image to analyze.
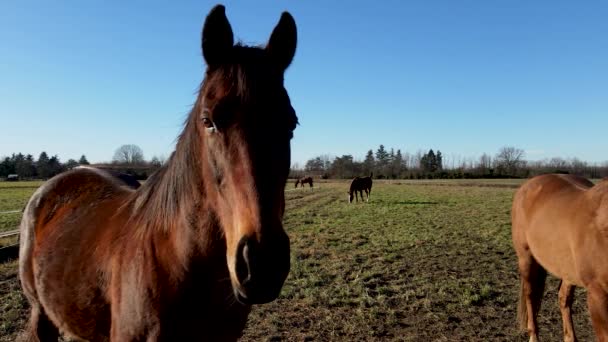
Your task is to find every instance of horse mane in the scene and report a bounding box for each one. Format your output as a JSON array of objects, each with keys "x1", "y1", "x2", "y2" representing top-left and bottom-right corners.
[{"x1": 128, "y1": 108, "x2": 204, "y2": 232}]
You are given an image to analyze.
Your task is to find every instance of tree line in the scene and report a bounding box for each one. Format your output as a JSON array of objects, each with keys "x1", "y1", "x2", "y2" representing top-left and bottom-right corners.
[
  {"x1": 4, "y1": 144, "x2": 606, "y2": 181},
  {"x1": 1, "y1": 144, "x2": 166, "y2": 180},
  {"x1": 293, "y1": 145, "x2": 608, "y2": 180},
  {"x1": 0, "y1": 152, "x2": 91, "y2": 179}
]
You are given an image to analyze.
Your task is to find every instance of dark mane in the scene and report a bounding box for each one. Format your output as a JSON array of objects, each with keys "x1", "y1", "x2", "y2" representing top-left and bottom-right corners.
[{"x1": 128, "y1": 97, "x2": 205, "y2": 231}]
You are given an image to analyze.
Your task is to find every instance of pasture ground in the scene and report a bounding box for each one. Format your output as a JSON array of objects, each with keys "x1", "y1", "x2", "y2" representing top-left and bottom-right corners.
[
  {"x1": 0, "y1": 181, "x2": 42, "y2": 248},
  {"x1": 0, "y1": 180, "x2": 596, "y2": 341}
]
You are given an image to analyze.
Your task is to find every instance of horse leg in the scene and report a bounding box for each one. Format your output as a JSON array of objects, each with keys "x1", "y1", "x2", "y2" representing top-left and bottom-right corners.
[
  {"x1": 587, "y1": 284, "x2": 608, "y2": 341},
  {"x1": 517, "y1": 254, "x2": 546, "y2": 342},
  {"x1": 558, "y1": 280, "x2": 577, "y2": 342},
  {"x1": 18, "y1": 305, "x2": 59, "y2": 342}
]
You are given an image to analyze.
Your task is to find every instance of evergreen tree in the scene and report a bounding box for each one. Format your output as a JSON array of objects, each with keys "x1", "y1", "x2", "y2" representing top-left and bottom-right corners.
[
  {"x1": 420, "y1": 149, "x2": 438, "y2": 172},
  {"x1": 65, "y1": 159, "x2": 79, "y2": 170},
  {"x1": 48, "y1": 155, "x2": 64, "y2": 177},
  {"x1": 436, "y1": 150, "x2": 443, "y2": 171},
  {"x1": 17, "y1": 154, "x2": 37, "y2": 178},
  {"x1": 375, "y1": 145, "x2": 389, "y2": 177},
  {"x1": 393, "y1": 149, "x2": 405, "y2": 177},
  {"x1": 363, "y1": 149, "x2": 375, "y2": 175},
  {"x1": 329, "y1": 155, "x2": 354, "y2": 179},
  {"x1": 0, "y1": 157, "x2": 14, "y2": 177},
  {"x1": 13, "y1": 153, "x2": 28, "y2": 177},
  {"x1": 37, "y1": 152, "x2": 51, "y2": 178},
  {"x1": 78, "y1": 155, "x2": 90, "y2": 165},
  {"x1": 375, "y1": 145, "x2": 389, "y2": 165},
  {"x1": 428, "y1": 149, "x2": 437, "y2": 172}
]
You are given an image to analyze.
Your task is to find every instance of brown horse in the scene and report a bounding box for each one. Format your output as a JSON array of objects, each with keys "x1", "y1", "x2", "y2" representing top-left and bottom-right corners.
[
  {"x1": 348, "y1": 172, "x2": 373, "y2": 203},
  {"x1": 512, "y1": 174, "x2": 608, "y2": 342},
  {"x1": 294, "y1": 176, "x2": 313, "y2": 189},
  {"x1": 18, "y1": 5, "x2": 298, "y2": 341}
]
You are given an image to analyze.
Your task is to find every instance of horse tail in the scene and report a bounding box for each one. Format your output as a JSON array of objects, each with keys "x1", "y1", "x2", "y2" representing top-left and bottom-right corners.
[{"x1": 517, "y1": 264, "x2": 547, "y2": 332}]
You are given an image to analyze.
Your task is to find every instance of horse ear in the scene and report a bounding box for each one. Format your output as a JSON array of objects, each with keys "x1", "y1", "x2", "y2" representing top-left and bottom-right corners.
[
  {"x1": 202, "y1": 5, "x2": 234, "y2": 68},
  {"x1": 266, "y1": 12, "x2": 297, "y2": 71}
]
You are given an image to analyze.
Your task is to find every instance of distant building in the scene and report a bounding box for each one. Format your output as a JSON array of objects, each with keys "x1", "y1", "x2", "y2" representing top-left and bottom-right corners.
[{"x1": 6, "y1": 174, "x2": 19, "y2": 181}]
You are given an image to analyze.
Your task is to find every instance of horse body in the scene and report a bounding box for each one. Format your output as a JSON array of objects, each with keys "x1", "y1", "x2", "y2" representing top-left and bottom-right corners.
[
  {"x1": 512, "y1": 174, "x2": 608, "y2": 342},
  {"x1": 21, "y1": 168, "x2": 250, "y2": 341},
  {"x1": 19, "y1": 5, "x2": 297, "y2": 341},
  {"x1": 348, "y1": 173, "x2": 373, "y2": 203},
  {"x1": 295, "y1": 176, "x2": 313, "y2": 188}
]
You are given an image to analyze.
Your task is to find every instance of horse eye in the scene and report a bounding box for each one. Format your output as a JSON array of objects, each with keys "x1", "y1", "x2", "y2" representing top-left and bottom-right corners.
[{"x1": 201, "y1": 117, "x2": 214, "y2": 129}]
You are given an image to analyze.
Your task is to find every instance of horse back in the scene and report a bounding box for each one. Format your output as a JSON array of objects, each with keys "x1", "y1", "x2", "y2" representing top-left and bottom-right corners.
[
  {"x1": 350, "y1": 176, "x2": 372, "y2": 191},
  {"x1": 513, "y1": 174, "x2": 592, "y2": 219}
]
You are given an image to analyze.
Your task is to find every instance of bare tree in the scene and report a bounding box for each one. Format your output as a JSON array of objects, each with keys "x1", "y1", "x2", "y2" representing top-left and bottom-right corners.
[
  {"x1": 494, "y1": 146, "x2": 525, "y2": 176},
  {"x1": 478, "y1": 153, "x2": 492, "y2": 172},
  {"x1": 113, "y1": 144, "x2": 144, "y2": 165},
  {"x1": 549, "y1": 157, "x2": 568, "y2": 169}
]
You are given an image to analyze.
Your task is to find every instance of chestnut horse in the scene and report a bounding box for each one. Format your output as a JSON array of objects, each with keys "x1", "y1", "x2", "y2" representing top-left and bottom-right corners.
[
  {"x1": 294, "y1": 176, "x2": 313, "y2": 189},
  {"x1": 18, "y1": 5, "x2": 298, "y2": 341},
  {"x1": 512, "y1": 174, "x2": 608, "y2": 342},
  {"x1": 348, "y1": 172, "x2": 373, "y2": 203}
]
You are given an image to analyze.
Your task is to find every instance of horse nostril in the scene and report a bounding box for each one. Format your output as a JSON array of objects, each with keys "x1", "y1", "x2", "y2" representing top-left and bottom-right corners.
[{"x1": 235, "y1": 237, "x2": 254, "y2": 285}]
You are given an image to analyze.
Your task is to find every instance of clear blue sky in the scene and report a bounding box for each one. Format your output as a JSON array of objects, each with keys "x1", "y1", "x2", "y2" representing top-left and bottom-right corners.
[{"x1": 1, "y1": 1, "x2": 607, "y2": 166}]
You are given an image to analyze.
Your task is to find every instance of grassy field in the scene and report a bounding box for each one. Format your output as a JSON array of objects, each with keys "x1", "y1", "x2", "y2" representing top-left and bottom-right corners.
[
  {"x1": 0, "y1": 180, "x2": 596, "y2": 341},
  {"x1": 0, "y1": 181, "x2": 42, "y2": 248}
]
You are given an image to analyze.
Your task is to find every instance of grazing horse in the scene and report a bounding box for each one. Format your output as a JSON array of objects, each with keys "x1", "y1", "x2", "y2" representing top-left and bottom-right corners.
[
  {"x1": 348, "y1": 172, "x2": 373, "y2": 203},
  {"x1": 18, "y1": 5, "x2": 298, "y2": 341},
  {"x1": 512, "y1": 174, "x2": 608, "y2": 342},
  {"x1": 294, "y1": 176, "x2": 313, "y2": 189}
]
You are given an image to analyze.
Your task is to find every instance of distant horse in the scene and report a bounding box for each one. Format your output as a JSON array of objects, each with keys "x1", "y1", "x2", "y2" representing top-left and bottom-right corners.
[
  {"x1": 18, "y1": 5, "x2": 298, "y2": 341},
  {"x1": 512, "y1": 174, "x2": 608, "y2": 342},
  {"x1": 295, "y1": 176, "x2": 313, "y2": 189},
  {"x1": 348, "y1": 172, "x2": 373, "y2": 203}
]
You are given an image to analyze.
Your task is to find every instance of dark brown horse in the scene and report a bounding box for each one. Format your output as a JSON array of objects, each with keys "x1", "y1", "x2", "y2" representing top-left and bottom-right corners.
[
  {"x1": 348, "y1": 172, "x2": 373, "y2": 203},
  {"x1": 512, "y1": 174, "x2": 608, "y2": 342},
  {"x1": 294, "y1": 176, "x2": 313, "y2": 189},
  {"x1": 18, "y1": 5, "x2": 298, "y2": 341}
]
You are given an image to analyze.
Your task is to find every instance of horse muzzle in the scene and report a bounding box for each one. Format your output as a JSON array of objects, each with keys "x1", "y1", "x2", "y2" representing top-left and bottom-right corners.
[{"x1": 232, "y1": 232, "x2": 290, "y2": 305}]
